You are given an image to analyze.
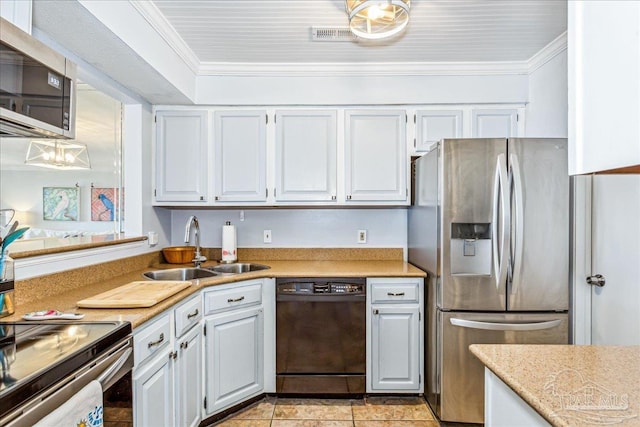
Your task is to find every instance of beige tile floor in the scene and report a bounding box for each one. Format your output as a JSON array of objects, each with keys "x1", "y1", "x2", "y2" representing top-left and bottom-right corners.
[{"x1": 211, "y1": 396, "x2": 441, "y2": 427}]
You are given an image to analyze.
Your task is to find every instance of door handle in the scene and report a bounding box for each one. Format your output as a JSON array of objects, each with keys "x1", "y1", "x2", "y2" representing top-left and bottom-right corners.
[
  {"x1": 450, "y1": 318, "x2": 562, "y2": 331},
  {"x1": 587, "y1": 274, "x2": 606, "y2": 287}
]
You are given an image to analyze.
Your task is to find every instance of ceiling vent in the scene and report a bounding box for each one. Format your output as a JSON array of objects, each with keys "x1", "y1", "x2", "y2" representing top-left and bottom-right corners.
[{"x1": 311, "y1": 26, "x2": 356, "y2": 42}]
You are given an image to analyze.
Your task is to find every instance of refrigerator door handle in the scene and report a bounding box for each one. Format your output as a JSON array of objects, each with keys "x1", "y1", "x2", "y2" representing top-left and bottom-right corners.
[
  {"x1": 450, "y1": 318, "x2": 562, "y2": 331},
  {"x1": 509, "y1": 153, "x2": 524, "y2": 294},
  {"x1": 491, "y1": 154, "x2": 510, "y2": 290}
]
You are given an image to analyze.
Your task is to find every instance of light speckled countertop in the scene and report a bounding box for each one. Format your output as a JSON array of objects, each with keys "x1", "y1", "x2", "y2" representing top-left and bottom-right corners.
[
  {"x1": 471, "y1": 344, "x2": 640, "y2": 426},
  {"x1": 2, "y1": 259, "x2": 425, "y2": 329}
]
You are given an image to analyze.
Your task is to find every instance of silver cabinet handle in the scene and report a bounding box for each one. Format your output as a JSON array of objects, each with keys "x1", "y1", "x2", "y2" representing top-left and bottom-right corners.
[
  {"x1": 450, "y1": 318, "x2": 562, "y2": 331},
  {"x1": 187, "y1": 308, "x2": 199, "y2": 319},
  {"x1": 227, "y1": 296, "x2": 245, "y2": 303},
  {"x1": 180, "y1": 341, "x2": 189, "y2": 350},
  {"x1": 387, "y1": 292, "x2": 405, "y2": 296},
  {"x1": 147, "y1": 333, "x2": 165, "y2": 348},
  {"x1": 169, "y1": 351, "x2": 177, "y2": 360},
  {"x1": 587, "y1": 274, "x2": 606, "y2": 287},
  {"x1": 373, "y1": 309, "x2": 380, "y2": 315}
]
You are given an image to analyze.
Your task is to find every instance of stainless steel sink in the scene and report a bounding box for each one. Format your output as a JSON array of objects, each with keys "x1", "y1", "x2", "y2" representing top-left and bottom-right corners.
[
  {"x1": 143, "y1": 267, "x2": 218, "y2": 281},
  {"x1": 206, "y1": 263, "x2": 270, "y2": 275}
]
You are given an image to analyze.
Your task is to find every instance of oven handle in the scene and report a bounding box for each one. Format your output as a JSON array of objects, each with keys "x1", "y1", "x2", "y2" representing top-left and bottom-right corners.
[{"x1": 97, "y1": 347, "x2": 132, "y2": 388}]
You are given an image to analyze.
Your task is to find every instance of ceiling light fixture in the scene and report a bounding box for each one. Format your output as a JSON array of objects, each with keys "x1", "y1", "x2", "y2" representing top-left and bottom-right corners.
[
  {"x1": 345, "y1": 0, "x2": 410, "y2": 40},
  {"x1": 25, "y1": 140, "x2": 91, "y2": 170}
]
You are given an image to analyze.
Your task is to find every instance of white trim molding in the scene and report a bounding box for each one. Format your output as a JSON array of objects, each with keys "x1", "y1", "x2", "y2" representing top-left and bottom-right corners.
[{"x1": 528, "y1": 31, "x2": 568, "y2": 74}]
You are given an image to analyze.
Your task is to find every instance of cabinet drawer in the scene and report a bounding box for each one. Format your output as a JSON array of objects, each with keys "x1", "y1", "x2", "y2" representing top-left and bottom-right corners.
[
  {"x1": 204, "y1": 282, "x2": 262, "y2": 315},
  {"x1": 371, "y1": 282, "x2": 420, "y2": 304},
  {"x1": 134, "y1": 314, "x2": 171, "y2": 367},
  {"x1": 175, "y1": 294, "x2": 202, "y2": 338}
]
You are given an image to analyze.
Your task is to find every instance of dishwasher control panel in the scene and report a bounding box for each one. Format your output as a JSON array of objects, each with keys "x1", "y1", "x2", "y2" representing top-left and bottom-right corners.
[{"x1": 276, "y1": 278, "x2": 366, "y2": 295}]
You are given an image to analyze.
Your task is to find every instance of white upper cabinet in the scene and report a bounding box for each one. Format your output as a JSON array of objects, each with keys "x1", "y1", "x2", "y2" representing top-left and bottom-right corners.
[
  {"x1": 415, "y1": 110, "x2": 463, "y2": 152},
  {"x1": 275, "y1": 110, "x2": 337, "y2": 202},
  {"x1": 568, "y1": 2, "x2": 640, "y2": 174},
  {"x1": 345, "y1": 110, "x2": 408, "y2": 203},
  {"x1": 213, "y1": 111, "x2": 267, "y2": 202},
  {"x1": 472, "y1": 109, "x2": 518, "y2": 138},
  {"x1": 155, "y1": 110, "x2": 208, "y2": 203}
]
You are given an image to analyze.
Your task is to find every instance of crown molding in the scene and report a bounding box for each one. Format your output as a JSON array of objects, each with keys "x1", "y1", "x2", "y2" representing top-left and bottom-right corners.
[
  {"x1": 129, "y1": 0, "x2": 200, "y2": 75},
  {"x1": 527, "y1": 31, "x2": 568, "y2": 73},
  {"x1": 198, "y1": 61, "x2": 530, "y2": 77}
]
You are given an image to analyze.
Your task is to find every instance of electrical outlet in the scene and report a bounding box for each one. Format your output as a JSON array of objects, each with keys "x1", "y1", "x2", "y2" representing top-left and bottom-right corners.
[
  {"x1": 263, "y1": 229, "x2": 272, "y2": 243},
  {"x1": 358, "y1": 229, "x2": 367, "y2": 244}
]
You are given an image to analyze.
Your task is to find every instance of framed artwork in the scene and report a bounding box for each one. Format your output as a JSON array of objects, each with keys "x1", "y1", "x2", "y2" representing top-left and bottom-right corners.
[
  {"x1": 43, "y1": 187, "x2": 79, "y2": 221},
  {"x1": 91, "y1": 187, "x2": 124, "y2": 221}
]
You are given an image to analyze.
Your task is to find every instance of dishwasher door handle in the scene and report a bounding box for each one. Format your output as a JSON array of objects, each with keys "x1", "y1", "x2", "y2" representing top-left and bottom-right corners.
[{"x1": 97, "y1": 347, "x2": 132, "y2": 388}]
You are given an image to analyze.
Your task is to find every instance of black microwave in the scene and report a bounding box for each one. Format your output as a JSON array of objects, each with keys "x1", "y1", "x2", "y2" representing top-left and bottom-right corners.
[{"x1": 0, "y1": 18, "x2": 76, "y2": 139}]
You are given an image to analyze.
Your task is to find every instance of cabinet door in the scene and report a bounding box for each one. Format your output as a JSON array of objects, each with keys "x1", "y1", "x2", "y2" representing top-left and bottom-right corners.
[
  {"x1": 415, "y1": 110, "x2": 463, "y2": 152},
  {"x1": 472, "y1": 109, "x2": 518, "y2": 138},
  {"x1": 345, "y1": 110, "x2": 407, "y2": 202},
  {"x1": 275, "y1": 110, "x2": 337, "y2": 202},
  {"x1": 213, "y1": 111, "x2": 267, "y2": 202},
  {"x1": 176, "y1": 326, "x2": 202, "y2": 427},
  {"x1": 133, "y1": 351, "x2": 175, "y2": 427},
  {"x1": 568, "y1": 2, "x2": 640, "y2": 174},
  {"x1": 155, "y1": 110, "x2": 208, "y2": 202},
  {"x1": 205, "y1": 306, "x2": 264, "y2": 415},
  {"x1": 370, "y1": 305, "x2": 420, "y2": 391}
]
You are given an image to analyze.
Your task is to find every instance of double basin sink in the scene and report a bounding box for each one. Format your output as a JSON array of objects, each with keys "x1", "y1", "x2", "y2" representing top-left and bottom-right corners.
[{"x1": 143, "y1": 263, "x2": 270, "y2": 281}]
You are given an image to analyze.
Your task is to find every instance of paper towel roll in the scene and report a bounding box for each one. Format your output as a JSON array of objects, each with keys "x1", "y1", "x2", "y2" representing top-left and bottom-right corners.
[{"x1": 221, "y1": 222, "x2": 237, "y2": 263}]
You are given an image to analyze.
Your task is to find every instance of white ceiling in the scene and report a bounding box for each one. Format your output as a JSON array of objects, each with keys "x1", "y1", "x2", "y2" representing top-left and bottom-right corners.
[{"x1": 150, "y1": 0, "x2": 567, "y2": 64}]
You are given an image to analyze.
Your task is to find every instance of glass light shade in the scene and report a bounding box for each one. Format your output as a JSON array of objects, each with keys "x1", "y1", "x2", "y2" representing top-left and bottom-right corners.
[
  {"x1": 345, "y1": 0, "x2": 410, "y2": 40},
  {"x1": 25, "y1": 140, "x2": 91, "y2": 170}
]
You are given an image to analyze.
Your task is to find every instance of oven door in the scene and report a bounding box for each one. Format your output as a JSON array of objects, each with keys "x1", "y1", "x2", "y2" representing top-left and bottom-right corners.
[
  {"x1": 276, "y1": 291, "x2": 366, "y2": 394},
  {"x1": 1, "y1": 336, "x2": 133, "y2": 427}
]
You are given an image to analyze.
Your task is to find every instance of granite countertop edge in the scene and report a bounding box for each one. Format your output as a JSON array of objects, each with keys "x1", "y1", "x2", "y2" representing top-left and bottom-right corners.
[{"x1": 3, "y1": 259, "x2": 426, "y2": 329}]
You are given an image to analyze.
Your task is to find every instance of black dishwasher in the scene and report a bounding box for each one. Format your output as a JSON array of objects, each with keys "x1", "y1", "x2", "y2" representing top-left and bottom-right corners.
[{"x1": 276, "y1": 277, "x2": 366, "y2": 396}]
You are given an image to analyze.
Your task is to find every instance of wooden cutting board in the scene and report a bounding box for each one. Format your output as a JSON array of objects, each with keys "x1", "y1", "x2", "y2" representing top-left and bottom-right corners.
[{"x1": 77, "y1": 280, "x2": 191, "y2": 308}]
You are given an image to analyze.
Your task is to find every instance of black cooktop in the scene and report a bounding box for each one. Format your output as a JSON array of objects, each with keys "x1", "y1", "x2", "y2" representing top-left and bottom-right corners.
[{"x1": 0, "y1": 321, "x2": 131, "y2": 420}]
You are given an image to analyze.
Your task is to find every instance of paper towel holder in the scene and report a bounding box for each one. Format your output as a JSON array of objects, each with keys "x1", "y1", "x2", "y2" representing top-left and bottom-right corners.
[{"x1": 220, "y1": 221, "x2": 238, "y2": 264}]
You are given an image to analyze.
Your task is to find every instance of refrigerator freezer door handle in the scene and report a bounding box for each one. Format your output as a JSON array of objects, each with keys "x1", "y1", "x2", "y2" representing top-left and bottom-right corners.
[
  {"x1": 509, "y1": 154, "x2": 525, "y2": 294},
  {"x1": 450, "y1": 318, "x2": 562, "y2": 331},
  {"x1": 491, "y1": 154, "x2": 510, "y2": 290}
]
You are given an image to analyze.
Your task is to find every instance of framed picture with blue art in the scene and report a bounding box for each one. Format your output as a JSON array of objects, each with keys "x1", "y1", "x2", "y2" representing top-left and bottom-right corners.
[
  {"x1": 43, "y1": 187, "x2": 79, "y2": 221},
  {"x1": 91, "y1": 187, "x2": 123, "y2": 221}
]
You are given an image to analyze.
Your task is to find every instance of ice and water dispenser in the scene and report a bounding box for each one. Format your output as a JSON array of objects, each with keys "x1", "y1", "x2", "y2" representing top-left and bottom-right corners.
[{"x1": 450, "y1": 223, "x2": 492, "y2": 275}]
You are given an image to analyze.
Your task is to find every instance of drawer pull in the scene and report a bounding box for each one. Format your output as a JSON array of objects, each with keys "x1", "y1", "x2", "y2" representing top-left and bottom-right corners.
[
  {"x1": 227, "y1": 296, "x2": 245, "y2": 303},
  {"x1": 147, "y1": 333, "x2": 165, "y2": 348},
  {"x1": 387, "y1": 292, "x2": 405, "y2": 296},
  {"x1": 187, "y1": 308, "x2": 199, "y2": 319}
]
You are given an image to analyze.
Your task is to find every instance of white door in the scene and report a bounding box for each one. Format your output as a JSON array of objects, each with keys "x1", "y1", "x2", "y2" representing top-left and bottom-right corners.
[
  {"x1": 345, "y1": 110, "x2": 407, "y2": 202},
  {"x1": 370, "y1": 305, "x2": 420, "y2": 391},
  {"x1": 205, "y1": 306, "x2": 264, "y2": 414},
  {"x1": 415, "y1": 110, "x2": 463, "y2": 152},
  {"x1": 133, "y1": 352, "x2": 175, "y2": 427},
  {"x1": 472, "y1": 109, "x2": 518, "y2": 138},
  {"x1": 275, "y1": 110, "x2": 337, "y2": 202},
  {"x1": 176, "y1": 326, "x2": 202, "y2": 427},
  {"x1": 590, "y1": 175, "x2": 640, "y2": 345},
  {"x1": 155, "y1": 110, "x2": 208, "y2": 202},
  {"x1": 213, "y1": 111, "x2": 267, "y2": 202}
]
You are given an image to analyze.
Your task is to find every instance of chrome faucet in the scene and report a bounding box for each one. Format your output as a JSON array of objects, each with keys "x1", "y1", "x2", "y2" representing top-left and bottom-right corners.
[{"x1": 184, "y1": 215, "x2": 207, "y2": 267}]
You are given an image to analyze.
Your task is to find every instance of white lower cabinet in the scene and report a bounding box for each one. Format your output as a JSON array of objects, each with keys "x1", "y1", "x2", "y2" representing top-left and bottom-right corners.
[
  {"x1": 133, "y1": 294, "x2": 203, "y2": 427},
  {"x1": 484, "y1": 368, "x2": 550, "y2": 426},
  {"x1": 367, "y1": 278, "x2": 423, "y2": 393},
  {"x1": 203, "y1": 280, "x2": 266, "y2": 416},
  {"x1": 176, "y1": 324, "x2": 202, "y2": 427},
  {"x1": 133, "y1": 313, "x2": 175, "y2": 427}
]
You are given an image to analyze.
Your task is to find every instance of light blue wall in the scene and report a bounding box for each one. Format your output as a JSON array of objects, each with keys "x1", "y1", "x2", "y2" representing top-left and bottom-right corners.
[{"x1": 170, "y1": 208, "x2": 407, "y2": 252}]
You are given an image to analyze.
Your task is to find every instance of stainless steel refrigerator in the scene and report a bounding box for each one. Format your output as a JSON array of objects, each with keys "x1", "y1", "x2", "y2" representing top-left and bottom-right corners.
[{"x1": 408, "y1": 138, "x2": 570, "y2": 424}]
